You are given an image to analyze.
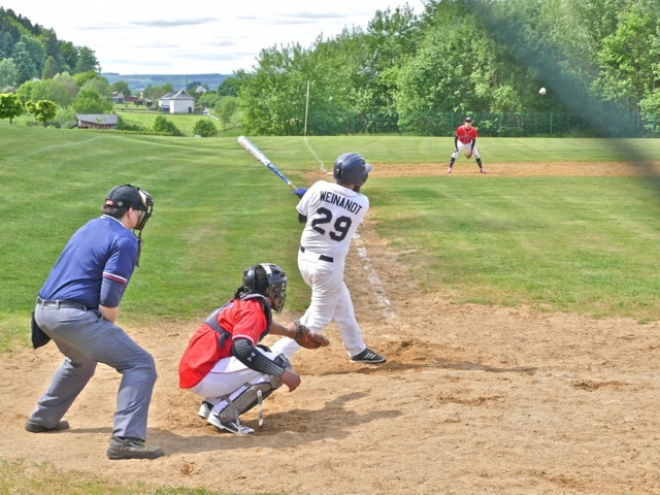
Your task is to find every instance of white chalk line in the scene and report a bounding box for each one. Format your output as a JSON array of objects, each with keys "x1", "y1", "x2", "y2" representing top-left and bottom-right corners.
[
  {"x1": 303, "y1": 136, "x2": 397, "y2": 321},
  {"x1": 26, "y1": 135, "x2": 102, "y2": 156}
]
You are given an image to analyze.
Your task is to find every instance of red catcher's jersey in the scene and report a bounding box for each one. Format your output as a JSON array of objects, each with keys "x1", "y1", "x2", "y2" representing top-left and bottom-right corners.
[
  {"x1": 178, "y1": 298, "x2": 268, "y2": 389},
  {"x1": 455, "y1": 125, "x2": 477, "y2": 144}
]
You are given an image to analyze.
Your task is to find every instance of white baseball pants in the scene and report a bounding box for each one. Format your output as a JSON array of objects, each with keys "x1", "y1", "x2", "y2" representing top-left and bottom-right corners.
[{"x1": 271, "y1": 248, "x2": 366, "y2": 358}]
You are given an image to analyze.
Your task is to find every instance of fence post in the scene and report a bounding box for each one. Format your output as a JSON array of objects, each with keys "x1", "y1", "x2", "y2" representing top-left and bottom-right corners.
[{"x1": 550, "y1": 112, "x2": 553, "y2": 136}]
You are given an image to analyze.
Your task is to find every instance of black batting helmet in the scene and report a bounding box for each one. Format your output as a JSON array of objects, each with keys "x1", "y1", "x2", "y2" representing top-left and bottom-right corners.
[{"x1": 333, "y1": 152, "x2": 371, "y2": 187}]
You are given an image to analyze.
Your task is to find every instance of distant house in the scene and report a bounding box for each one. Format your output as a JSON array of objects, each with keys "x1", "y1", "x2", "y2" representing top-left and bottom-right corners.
[
  {"x1": 111, "y1": 92, "x2": 125, "y2": 104},
  {"x1": 158, "y1": 90, "x2": 195, "y2": 114},
  {"x1": 76, "y1": 114, "x2": 119, "y2": 130}
]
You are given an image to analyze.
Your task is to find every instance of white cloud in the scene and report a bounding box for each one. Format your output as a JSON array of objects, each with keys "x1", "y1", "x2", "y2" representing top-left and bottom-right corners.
[{"x1": 1, "y1": 0, "x2": 425, "y2": 74}]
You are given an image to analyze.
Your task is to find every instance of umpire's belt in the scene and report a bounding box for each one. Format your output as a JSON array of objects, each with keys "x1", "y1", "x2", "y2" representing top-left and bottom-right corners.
[
  {"x1": 300, "y1": 246, "x2": 333, "y2": 263},
  {"x1": 36, "y1": 297, "x2": 88, "y2": 311}
]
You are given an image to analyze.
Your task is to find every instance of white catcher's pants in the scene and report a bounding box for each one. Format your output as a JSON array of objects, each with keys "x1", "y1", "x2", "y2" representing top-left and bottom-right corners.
[
  {"x1": 190, "y1": 349, "x2": 279, "y2": 415},
  {"x1": 270, "y1": 248, "x2": 366, "y2": 358}
]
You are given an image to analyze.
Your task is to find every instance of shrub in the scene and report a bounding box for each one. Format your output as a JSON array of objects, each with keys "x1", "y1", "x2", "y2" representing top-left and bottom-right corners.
[
  {"x1": 192, "y1": 118, "x2": 217, "y2": 137},
  {"x1": 153, "y1": 115, "x2": 182, "y2": 136}
]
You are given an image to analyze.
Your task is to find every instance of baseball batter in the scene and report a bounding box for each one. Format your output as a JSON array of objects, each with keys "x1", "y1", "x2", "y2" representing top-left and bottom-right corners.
[
  {"x1": 270, "y1": 152, "x2": 386, "y2": 364},
  {"x1": 447, "y1": 117, "x2": 486, "y2": 174}
]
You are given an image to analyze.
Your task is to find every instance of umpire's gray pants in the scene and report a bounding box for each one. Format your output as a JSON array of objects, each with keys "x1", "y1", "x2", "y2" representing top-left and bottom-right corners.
[{"x1": 30, "y1": 304, "x2": 157, "y2": 441}]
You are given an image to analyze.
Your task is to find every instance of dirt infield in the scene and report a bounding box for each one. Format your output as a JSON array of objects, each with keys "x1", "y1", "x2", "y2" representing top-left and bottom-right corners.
[{"x1": 2, "y1": 162, "x2": 659, "y2": 495}]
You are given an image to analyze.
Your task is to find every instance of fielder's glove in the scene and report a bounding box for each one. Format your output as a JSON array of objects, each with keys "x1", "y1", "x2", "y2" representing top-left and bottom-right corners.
[
  {"x1": 293, "y1": 188, "x2": 307, "y2": 198},
  {"x1": 292, "y1": 320, "x2": 329, "y2": 349},
  {"x1": 465, "y1": 149, "x2": 473, "y2": 159}
]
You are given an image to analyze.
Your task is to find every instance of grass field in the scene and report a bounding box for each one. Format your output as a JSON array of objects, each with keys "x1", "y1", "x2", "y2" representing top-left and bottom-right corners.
[
  {"x1": 1, "y1": 124, "x2": 660, "y2": 493},
  {"x1": 2, "y1": 125, "x2": 660, "y2": 347}
]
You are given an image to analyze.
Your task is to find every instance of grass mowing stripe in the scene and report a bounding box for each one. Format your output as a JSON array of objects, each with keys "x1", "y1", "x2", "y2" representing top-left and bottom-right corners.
[{"x1": 369, "y1": 175, "x2": 660, "y2": 320}]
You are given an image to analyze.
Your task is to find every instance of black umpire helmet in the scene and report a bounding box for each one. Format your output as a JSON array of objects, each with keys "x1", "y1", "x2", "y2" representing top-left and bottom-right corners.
[
  {"x1": 333, "y1": 152, "x2": 372, "y2": 188},
  {"x1": 104, "y1": 184, "x2": 154, "y2": 231},
  {"x1": 241, "y1": 263, "x2": 288, "y2": 313}
]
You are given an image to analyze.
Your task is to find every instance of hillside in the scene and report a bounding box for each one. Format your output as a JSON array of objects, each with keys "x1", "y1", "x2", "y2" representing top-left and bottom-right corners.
[{"x1": 101, "y1": 73, "x2": 228, "y2": 92}]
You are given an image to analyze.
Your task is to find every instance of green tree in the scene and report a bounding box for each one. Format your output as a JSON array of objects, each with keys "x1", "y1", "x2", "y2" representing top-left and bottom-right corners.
[
  {"x1": 31, "y1": 78, "x2": 73, "y2": 107},
  {"x1": 53, "y1": 71, "x2": 78, "y2": 99},
  {"x1": 73, "y1": 70, "x2": 101, "y2": 88},
  {"x1": 20, "y1": 34, "x2": 47, "y2": 77},
  {"x1": 111, "y1": 80, "x2": 131, "y2": 96},
  {"x1": 0, "y1": 92, "x2": 24, "y2": 123},
  {"x1": 192, "y1": 118, "x2": 217, "y2": 137},
  {"x1": 0, "y1": 58, "x2": 17, "y2": 89},
  {"x1": 42, "y1": 55, "x2": 60, "y2": 79},
  {"x1": 11, "y1": 40, "x2": 36, "y2": 79},
  {"x1": 15, "y1": 79, "x2": 39, "y2": 104},
  {"x1": 217, "y1": 71, "x2": 252, "y2": 96},
  {"x1": 215, "y1": 96, "x2": 239, "y2": 126},
  {"x1": 75, "y1": 46, "x2": 101, "y2": 73},
  {"x1": 25, "y1": 99, "x2": 57, "y2": 126},
  {"x1": 73, "y1": 88, "x2": 113, "y2": 113},
  {"x1": 594, "y1": 4, "x2": 660, "y2": 107},
  {"x1": 80, "y1": 76, "x2": 112, "y2": 99}
]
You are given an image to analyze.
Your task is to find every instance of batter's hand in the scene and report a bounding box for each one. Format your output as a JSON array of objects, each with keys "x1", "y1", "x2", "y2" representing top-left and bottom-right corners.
[{"x1": 293, "y1": 188, "x2": 307, "y2": 198}]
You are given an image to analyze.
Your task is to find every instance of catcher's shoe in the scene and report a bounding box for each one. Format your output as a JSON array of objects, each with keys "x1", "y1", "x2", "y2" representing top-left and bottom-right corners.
[
  {"x1": 106, "y1": 436, "x2": 165, "y2": 460},
  {"x1": 207, "y1": 413, "x2": 255, "y2": 434},
  {"x1": 25, "y1": 420, "x2": 70, "y2": 433},
  {"x1": 351, "y1": 347, "x2": 387, "y2": 364},
  {"x1": 198, "y1": 401, "x2": 213, "y2": 419}
]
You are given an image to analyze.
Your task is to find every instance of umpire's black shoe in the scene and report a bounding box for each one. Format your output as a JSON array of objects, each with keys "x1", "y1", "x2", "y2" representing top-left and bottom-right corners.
[
  {"x1": 25, "y1": 420, "x2": 70, "y2": 433},
  {"x1": 106, "y1": 436, "x2": 165, "y2": 460},
  {"x1": 351, "y1": 347, "x2": 387, "y2": 364}
]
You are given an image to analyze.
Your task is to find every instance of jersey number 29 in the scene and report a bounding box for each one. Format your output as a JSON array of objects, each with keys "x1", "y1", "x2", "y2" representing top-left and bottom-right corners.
[{"x1": 311, "y1": 207, "x2": 352, "y2": 242}]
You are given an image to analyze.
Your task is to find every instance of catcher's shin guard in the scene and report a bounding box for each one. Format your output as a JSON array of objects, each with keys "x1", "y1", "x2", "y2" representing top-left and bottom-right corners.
[{"x1": 216, "y1": 354, "x2": 292, "y2": 430}]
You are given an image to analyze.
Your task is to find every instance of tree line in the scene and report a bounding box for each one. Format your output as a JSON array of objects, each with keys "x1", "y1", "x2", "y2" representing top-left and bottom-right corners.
[
  {"x1": 1, "y1": 0, "x2": 659, "y2": 137},
  {"x1": 223, "y1": 0, "x2": 659, "y2": 137},
  {"x1": 0, "y1": 7, "x2": 100, "y2": 86}
]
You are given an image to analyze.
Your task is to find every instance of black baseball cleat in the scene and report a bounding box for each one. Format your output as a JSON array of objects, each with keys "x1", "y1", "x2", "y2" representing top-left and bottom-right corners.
[
  {"x1": 106, "y1": 436, "x2": 165, "y2": 460},
  {"x1": 351, "y1": 347, "x2": 387, "y2": 364},
  {"x1": 25, "y1": 420, "x2": 70, "y2": 433}
]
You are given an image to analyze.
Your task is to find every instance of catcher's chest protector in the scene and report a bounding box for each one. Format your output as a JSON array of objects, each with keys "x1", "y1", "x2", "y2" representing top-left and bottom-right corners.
[{"x1": 204, "y1": 294, "x2": 273, "y2": 346}]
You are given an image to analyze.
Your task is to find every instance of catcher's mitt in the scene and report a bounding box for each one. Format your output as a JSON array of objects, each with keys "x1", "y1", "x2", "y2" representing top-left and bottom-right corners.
[
  {"x1": 293, "y1": 320, "x2": 329, "y2": 349},
  {"x1": 465, "y1": 149, "x2": 473, "y2": 159}
]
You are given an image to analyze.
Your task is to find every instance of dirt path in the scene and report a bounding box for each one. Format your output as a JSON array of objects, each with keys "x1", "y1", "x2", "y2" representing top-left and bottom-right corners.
[{"x1": 2, "y1": 162, "x2": 659, "y2": 495}]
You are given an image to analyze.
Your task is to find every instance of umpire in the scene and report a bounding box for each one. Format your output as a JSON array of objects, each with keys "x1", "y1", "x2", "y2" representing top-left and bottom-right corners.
[{"x1": 26, "y1": 184, "x2": 164, "y2": 460}]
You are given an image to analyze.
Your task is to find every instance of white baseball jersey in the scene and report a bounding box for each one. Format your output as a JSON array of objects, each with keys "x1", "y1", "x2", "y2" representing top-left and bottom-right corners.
[{"x1": 297, "y1": 180, "x2": 369, "y2": 259}]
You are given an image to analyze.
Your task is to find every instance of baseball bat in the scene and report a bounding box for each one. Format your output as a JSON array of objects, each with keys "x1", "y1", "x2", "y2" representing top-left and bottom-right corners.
[{"x1": 237, "y1": 135, "x2": 297, "y2": 190}]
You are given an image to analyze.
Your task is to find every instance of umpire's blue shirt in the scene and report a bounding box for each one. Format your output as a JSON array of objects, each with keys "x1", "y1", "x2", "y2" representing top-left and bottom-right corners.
[{"x1": 39, "y1": 215, "x2": 139, "y2": 309}]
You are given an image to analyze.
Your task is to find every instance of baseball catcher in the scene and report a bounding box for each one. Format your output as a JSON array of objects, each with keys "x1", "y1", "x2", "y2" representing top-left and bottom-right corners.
[{"x1": 179, "y1": 263, "x2": 328, "y2": 434}]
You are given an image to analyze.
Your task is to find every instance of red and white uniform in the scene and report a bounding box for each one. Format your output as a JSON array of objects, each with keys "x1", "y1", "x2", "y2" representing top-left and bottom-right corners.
[
  {"x1": 179, "y1": 298, "x2": 279, "y2": 412},
  {"x1": 452, "y1": 124, "x2": 481, "y2": 159}
]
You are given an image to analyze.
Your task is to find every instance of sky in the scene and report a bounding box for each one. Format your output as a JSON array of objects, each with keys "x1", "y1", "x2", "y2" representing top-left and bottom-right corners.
[{"x1": 2, "y1": 0, "x2": 427, "y2": 75}]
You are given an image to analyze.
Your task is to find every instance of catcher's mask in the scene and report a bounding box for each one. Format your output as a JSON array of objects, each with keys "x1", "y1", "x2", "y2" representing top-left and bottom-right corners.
[
  {"x1": 242, "y1": 263, "x2": 288, "y2": 312},
  {"x1": 104, "y1": 184, "x2": 154, "y2": 266},
  {"x1": 333, "y1": 152, "x2": 371, "y2": 189}
]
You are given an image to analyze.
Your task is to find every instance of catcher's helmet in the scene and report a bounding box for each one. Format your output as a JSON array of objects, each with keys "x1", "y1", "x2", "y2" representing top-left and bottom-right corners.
[
  {"x1": 242, "y1": 263, "x2": 288, "y2": 312},
  {"x1": 333, "y1": 152, "x2": 372, "y2": 187}
]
